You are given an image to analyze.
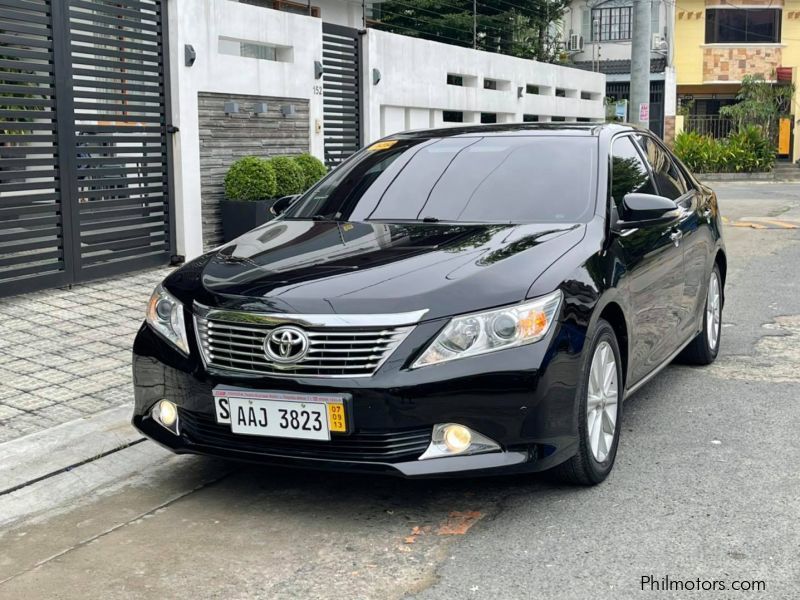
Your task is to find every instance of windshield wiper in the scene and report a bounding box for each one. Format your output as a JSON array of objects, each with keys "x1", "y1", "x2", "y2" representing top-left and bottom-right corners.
[
  {"x1": 283, "y1": 214, "x2": 332, "y2": 221},
  {"x1": 365, "y1": 217, "x2": 443, "y2": 224}
]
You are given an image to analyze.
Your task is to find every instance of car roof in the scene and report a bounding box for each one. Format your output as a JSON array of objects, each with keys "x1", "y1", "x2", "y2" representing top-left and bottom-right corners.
[{"x1": 389, "y1": 122, "x2": 645, "y2": 140}]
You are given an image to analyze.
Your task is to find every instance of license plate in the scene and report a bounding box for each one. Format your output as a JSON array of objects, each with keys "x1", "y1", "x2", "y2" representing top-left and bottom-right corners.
[{"x1": 212, "y1": 388, "x2": 348, "y2": 441}]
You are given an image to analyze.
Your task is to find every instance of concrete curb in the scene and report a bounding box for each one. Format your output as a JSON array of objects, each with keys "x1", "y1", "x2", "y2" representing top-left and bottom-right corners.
[
  {"x1": 698, "y1": 172, "x2": 800, "y2": 183},
  {"x1": 0, "y1": 405, "x2": 140, "y2": 495}
]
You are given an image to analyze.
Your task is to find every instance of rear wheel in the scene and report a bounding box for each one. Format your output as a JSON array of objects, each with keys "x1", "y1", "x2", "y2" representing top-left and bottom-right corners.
[
  {"x1": 553, "y1": 320, "x2": 623, "y2": 485},
  {"x1": 678, "y1": 264, "x2": 722, "y2": 365}
]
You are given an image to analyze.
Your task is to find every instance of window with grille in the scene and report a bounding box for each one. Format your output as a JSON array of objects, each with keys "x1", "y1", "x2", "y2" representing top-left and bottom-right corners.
[{"x1": 591, "y1": 6, "x2": 633, "y2": 42}]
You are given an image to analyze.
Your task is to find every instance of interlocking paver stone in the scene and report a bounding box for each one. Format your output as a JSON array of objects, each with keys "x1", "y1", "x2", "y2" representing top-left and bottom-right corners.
[
  {"x1": 0, "y1": 424, "x2": 23, "y2": 444},
  {"x1": 30, "y1": 387, "x2": 82, "y2": 404},
  {"x1": 4, "y1": 393, "x2": 54, "y2": 411},
  {"x1": 0, "y1": 404, "x2": 23, "y2": 420},
  {"x1": 7, "y1": 374, "x2": 49, "y2": 392},
  {"x1": 0, "y1": 266, "x2": 172, "y2": 442},
  {"x1": 30, "y1": 369, "x2": 76, "y2": 385},
  {"x1": 2, "y1": 359, "x2": 42, "y2": 375},
  {"x1": 36, "y1": 404, "x2": 84, "y2": 423}
]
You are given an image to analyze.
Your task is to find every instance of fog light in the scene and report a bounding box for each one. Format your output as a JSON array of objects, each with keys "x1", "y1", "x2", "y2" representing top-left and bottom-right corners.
[
  {"x1": 443, "y1": 424, "x2": 471, "y2": 453},
  {"x1": 152, "y1": 399, "x2": 179, "y2": 434},
  {"x1": 158, "y1": 400, "x2": 178, "y2": 426},
  {"x1": 419, "y1": 423, "x2": 501, "y2": 460}
]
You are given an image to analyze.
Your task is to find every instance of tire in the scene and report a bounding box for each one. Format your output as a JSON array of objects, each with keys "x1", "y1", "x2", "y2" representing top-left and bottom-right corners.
[
  {"x1": 552, "y1": 319, "x2": 623, "y2": 486},
  {"x1": 678, "y1": 264, "x2": 722, "y2": 366}
]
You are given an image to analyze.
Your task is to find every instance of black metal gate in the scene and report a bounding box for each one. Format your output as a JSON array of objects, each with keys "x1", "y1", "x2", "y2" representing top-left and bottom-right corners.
[
  {"x1": 322, "y1": 23, "x2": 361, "y2": 167},
  {"x1": 0, "y1": 0, "x2": 173, "y2": 297},
  {"x1": 606, "y1": 80, "x2": 665, "y2": 139}
]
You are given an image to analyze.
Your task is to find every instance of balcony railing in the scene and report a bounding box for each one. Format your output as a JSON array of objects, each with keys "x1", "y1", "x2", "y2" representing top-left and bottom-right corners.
[{"x1": 684, "y1": 116, "x2": 734, "y2": 139}]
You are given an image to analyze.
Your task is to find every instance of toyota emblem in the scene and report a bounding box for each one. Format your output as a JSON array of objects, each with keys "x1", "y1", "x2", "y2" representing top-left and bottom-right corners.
[{"x1": 264, "y1": 326, "x2": 309, "y2": 364}]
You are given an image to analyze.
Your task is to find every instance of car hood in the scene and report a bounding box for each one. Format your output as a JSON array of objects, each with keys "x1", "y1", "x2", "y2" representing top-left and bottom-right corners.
[{"x1": 170, "y1": 220, "x2": 586, "y2": 320}]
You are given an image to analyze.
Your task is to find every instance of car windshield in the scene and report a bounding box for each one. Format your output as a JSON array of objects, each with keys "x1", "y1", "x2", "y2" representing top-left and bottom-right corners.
[{"x1": 283, "y1": 135, "x2": 598, "y2": 224}]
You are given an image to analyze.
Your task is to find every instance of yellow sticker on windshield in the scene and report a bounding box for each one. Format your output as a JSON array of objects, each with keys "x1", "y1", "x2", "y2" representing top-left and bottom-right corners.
[{"x1": 367, "y1": 140, "x2": 398, "y2": 151}]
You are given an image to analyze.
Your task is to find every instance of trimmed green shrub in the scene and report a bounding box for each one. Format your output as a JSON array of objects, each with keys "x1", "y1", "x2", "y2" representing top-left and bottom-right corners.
[
  {"x1": 223, "y1": 156, "x2": 276, "y2": 201},
  {"x1": 268, "y1": 156, "x2": 305, "y2": 197},
  {"x1": 293, "y1": 153, "x2": 327, "y2": 190}
]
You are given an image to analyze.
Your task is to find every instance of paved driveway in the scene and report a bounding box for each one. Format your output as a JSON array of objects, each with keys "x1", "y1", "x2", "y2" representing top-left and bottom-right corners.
[{"x1": 0, "y1": 268, "x2": 171, "y2": 442}]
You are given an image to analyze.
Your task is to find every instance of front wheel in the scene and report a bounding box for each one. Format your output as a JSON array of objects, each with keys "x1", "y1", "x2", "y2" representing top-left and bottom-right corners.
[
  {"x1": 552, "y1": 319, "x2": 623, "y2": 485},
  {"x1": 678, "y1": 264, "x2": 722, "y2": 365}
]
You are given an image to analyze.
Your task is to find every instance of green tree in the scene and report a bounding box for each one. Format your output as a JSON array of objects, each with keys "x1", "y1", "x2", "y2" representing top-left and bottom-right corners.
[
  {"x1": 719, "y1": 74, "x2": 794, "y2": 140},
  {"x1": 370, "y1": 0, "x2": 570, "y2": 62}
]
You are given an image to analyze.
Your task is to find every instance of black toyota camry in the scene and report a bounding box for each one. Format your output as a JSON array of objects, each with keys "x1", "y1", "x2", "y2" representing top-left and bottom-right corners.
[{"x1": 132, "y1": 123, "x2": 725, "y2": 484}]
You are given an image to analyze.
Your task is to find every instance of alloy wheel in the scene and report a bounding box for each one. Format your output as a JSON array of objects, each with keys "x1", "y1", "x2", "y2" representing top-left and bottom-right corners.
[
  {"x1": 586, "y1": 341, "x2": 618, "y2": 463},
  {"x1": 706, "y1": 271, "x2": 721, "y2": 351}
]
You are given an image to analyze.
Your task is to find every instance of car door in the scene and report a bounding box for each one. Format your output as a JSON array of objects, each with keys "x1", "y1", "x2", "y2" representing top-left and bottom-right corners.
[
  {"x1": 634, "y1": 134, "x2": 703, "y2": 345},
  {"x1": 608, "y1": 134, "x2": 684, "y2": 385}
]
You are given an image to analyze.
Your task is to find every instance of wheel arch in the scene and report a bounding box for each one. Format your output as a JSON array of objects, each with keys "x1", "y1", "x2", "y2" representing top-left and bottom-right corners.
[{"x1": 589, "y1": 295, "x2": 631, "y2": 389}]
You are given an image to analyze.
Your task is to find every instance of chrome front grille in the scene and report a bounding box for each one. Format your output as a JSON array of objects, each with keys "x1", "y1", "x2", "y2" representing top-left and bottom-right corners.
[{"x1": 194, "y1": 314, "x2": 414, "y2": 378}]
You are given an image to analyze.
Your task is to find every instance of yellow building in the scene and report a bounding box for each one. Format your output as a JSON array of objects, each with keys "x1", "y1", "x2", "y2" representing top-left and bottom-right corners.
[{"x1": 674, "y1": 0, "x2": 800, "y2": 161}]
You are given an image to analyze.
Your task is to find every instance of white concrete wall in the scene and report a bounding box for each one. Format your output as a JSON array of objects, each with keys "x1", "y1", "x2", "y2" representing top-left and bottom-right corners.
[
  {"x1": 362, "y1": 29, "x2": 606, "y2": 142},
  {"x1": 315, "y1": 0, "x2": 363, "y2": 28},
  {"x1": 167, "y1": 0, "x2": 324, "y2": 259}
]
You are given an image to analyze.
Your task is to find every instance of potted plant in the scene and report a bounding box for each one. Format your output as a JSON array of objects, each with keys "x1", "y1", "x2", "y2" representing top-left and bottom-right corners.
[
  {"x1": 265, "y1": 155, "x2": 328, "y2": 218},
  {"x1": 221, "y1": 154, "x2": 329, "y2": 242},
  {"x1": 221, "y1": 156, "x2": 277, "y2": 242}
]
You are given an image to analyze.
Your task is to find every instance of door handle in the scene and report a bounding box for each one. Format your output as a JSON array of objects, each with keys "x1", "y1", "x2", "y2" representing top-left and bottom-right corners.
[{"x1": 670, "y1": 230, "x2": 683, "y2": 247}]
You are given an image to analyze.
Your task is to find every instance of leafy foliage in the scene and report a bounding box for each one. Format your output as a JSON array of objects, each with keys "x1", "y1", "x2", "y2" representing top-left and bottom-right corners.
[
  {"x1": 293, "y1": 153, "x2": 328, "y2": 190},
  {"x1": 719, "y1": 74, "x2": 794, "y2": 141},
  {"x1": 269, "y1": 156, "x2": 306, "y2": 197},
  {"x1": 224, "y1": 156, "x2": 277, "y2": 201},
  {"x1": 371, "y1": 0, "x2": 570, "y2": 62},
  {"x1": 674, "y1": 127, "x2": 775, "y2": 174}
]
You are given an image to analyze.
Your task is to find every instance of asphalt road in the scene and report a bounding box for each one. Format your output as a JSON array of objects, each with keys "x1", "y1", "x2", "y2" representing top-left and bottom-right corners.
[{"x1": 1, "y1": 182, "x2": 798, "y2": 599}]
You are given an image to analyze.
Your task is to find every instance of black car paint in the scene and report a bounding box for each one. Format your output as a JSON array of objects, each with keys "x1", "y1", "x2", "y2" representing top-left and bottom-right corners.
[{"x1": 132, "y1": 124, "x2": 725, "y2": 477}]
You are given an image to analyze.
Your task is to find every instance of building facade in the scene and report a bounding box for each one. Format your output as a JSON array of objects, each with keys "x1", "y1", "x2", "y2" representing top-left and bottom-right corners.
[
  {"x1": 564, "y1": 0, "x2": 678, "y2": 141},
  {"x1": 674, "y1": 0, "x2": 800, "y2": 161}
]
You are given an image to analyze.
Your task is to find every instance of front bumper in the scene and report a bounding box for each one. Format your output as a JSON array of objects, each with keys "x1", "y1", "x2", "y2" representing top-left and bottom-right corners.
[{"x1": 132, "y1": 321, "x2": 583, "y2": 478}]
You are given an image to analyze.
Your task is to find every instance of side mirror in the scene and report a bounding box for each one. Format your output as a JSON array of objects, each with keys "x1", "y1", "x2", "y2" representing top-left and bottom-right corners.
[
  {"x1": 270, "y1": 194, "x2": 299, "y2": 216},
  {"x1": 616, "y1": 193, "x2": 679, "y2": 230}
]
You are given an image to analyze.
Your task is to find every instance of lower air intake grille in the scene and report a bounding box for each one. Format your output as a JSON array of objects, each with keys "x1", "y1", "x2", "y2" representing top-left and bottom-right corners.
[{"x1": 179, "y1": 410, "x2": 431, "y2": 463}]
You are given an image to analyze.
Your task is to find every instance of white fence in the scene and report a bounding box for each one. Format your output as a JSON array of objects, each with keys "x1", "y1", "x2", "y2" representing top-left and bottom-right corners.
[{"x1": 168, "y1": 0, "x2": 606, "y2": 258}]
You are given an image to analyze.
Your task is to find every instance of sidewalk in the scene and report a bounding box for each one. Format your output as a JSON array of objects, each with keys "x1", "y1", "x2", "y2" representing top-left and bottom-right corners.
[{"x1": 0, "y1": 267, "x2": 172, "y2": 443}]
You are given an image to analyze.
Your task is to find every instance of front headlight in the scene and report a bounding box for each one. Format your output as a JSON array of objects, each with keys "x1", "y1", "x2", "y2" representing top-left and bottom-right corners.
[
  {"x1": 145, "y1": 283, "x2": 190, "y2": 355},
  {"x1": 412, "y1": 290, "x2": 563, "y2": 368}
]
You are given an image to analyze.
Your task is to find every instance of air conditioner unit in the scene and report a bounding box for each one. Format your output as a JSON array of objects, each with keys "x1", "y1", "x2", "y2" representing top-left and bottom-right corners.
[
  {"x1": 568, "y1": 33, "x2": 584, "y2": 52},
  {"x1": 652, "y1": 33, "x2": 668, "y2": 52}
]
